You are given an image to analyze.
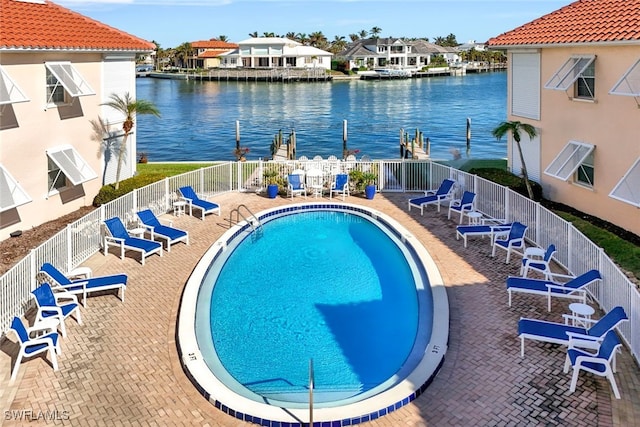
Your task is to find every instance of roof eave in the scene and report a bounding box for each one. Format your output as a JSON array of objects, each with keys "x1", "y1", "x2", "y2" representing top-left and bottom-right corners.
[
  {"x1": 0, "y1": 47, "x2": 154, "y2": 53},
  {"x1": 489, "y1": 39, "x2": 640, "y2": 50}
]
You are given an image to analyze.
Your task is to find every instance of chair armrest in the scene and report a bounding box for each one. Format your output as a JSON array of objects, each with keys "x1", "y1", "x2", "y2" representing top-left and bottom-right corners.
[
  {"x1": 53, "y1": 289, "x2": 79, "y2": 305},
  {"x1": 158, "y1": 218, "x2": 174, "y2": 227},
  {"x1": 567, "y1": 333, "x2": 602, "y2": 353},
  {"x1": 105, "y1": 236, "x2": 124, "y2": 244},
  {"x1": 545, "y1": 271, "x2": 576, "y2": 281},
  {"x1": 23, "y1": 335, "x2": 57, "y2": 348},
  {"x1": 546, "y1": 283, "x2": 584, "y2": 293},
  {"x1": 562, "y1": 314, "x2": 597, "y2": 326},
  {"x1": 482, "y1": 218, "x2": 507, "y2": 225}
]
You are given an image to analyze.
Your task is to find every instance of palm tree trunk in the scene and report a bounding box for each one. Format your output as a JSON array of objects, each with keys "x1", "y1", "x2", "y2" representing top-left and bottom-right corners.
[
  {"x1": 515, "y1": 140, "x2": 535, "y2": 199},
  {"x1": 114, "y1": 132, "x2": 129, "y2": 190}
]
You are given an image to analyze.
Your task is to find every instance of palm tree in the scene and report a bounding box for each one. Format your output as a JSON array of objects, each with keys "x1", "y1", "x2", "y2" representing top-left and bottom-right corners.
[
  {"x1": 248, "y1": 31, "x2": 258, "y2": 38},
  {"x1": 218, "y1": 35, "x2": 228, "y2": 42},
  {"x1": 492, "y1": 121, "x2": 538, "y2": 199},
  {"x1": 101, "y1": 93, "x2": 160, "y2": 190},
  {"x1": 370, "y1": 26, "x2": 382, "y2": 38},
  {"x1": 331, "y1": 35, "x2": 347, "y2": 54},
  {"x1": 358, "y1": 29, "x2": 368, "y2": 39}
]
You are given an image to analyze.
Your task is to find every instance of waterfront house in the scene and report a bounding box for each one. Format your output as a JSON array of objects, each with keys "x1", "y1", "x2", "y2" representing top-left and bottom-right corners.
[
  {"x1": 338, "y1": 38, "x2": 460, "y2": 72},
  {"x1": 189, "y1": 39, "x2": 239, "y2": 69},
  {"x1": 488, "y1": 0, "x2": 640, "y2": 237},
  {"x1": 0, "y1": 0, "x2": 154, "y2": 241},
  {"x1": 219, "y1": 37, "x2": 332, "y2": 69}
]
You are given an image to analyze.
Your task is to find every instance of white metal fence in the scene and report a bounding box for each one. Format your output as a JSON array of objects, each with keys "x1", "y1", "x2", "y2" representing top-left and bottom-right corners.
[{"x1": 1, "y1": 159, "x2": 638, "y2": 364}]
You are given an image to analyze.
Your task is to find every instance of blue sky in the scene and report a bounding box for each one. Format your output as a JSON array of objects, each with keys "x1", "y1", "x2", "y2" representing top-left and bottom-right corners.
[{"x1": 58, "y1": 0, "x2": 570, "y2": 48}]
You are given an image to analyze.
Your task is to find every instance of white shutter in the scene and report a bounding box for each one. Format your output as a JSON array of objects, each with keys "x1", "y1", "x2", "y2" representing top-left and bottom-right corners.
[{"x1": 511, "y1": 52, "x2": 540, "y2": 120}]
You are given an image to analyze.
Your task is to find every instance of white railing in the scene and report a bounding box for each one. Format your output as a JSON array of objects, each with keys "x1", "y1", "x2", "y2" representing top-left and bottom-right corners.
[{"x1": 1, "y1": 159, "x2": 638, "y2": 363}]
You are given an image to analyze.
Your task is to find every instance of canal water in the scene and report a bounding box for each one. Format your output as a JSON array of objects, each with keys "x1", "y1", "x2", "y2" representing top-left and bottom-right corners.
[{"x1": 136, "y1": 71, "x2": 507, "y2": 162}]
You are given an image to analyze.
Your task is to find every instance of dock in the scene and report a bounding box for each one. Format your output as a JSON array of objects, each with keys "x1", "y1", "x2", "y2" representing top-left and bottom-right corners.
[{"x1": 400, "y1": 128, "x2": 430, "y2": 160}]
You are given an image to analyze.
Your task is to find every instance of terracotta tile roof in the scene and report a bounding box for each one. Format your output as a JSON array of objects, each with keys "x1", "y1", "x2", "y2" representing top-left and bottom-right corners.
[
  {"x1": 198, "y1": 50, "x2": 229, "y2": 58},
  {"x1": 0, "y1": 0, "x2": 154, "y2": 51},
  {"x1": 489, "y1": 0, "x2": 640, "y2": 46},
  {"x1": 191, "y1": 39, "x2": 239, "y2": 49}
]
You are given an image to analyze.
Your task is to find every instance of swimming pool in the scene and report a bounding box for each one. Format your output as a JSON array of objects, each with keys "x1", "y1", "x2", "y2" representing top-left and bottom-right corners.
[{"x1": 178, "y1": 203, "x2": 449, "y2": 425}]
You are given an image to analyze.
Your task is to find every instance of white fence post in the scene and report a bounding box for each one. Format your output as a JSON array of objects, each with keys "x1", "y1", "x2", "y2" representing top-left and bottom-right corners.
[
  {"x1": 165, "y1": 177, "x2": 170, "y2": 211},
  {"x1": 66, "y1": 224, "x2": 72, "y2": 272}
]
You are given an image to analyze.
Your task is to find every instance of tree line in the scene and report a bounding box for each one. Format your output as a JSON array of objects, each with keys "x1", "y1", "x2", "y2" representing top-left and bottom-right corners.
[{"x1": 151, "y1": 28, "x2": 504, "y2": 69}]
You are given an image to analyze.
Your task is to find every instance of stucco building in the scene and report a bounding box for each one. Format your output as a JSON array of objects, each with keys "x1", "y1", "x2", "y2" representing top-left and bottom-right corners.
[
  {"x1": 0, "y1": 0, "x2": 154, "y2": 241},
  {"x1": 489, "y1": 0, "x2": 640, "y2": 237}
]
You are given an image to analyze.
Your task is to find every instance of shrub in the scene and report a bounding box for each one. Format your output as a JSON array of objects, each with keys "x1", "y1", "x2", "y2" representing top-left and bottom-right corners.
[
  {"x1": 93, "y1": 173, "x2": 166, "y2": 206},
  {"x1": 469, "y1": 167, "x2": 543, "y2": 201}
]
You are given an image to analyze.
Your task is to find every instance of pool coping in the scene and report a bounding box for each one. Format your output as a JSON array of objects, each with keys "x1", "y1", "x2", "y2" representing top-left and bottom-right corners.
[{"x1": 177, "y1": 202, "x2": 449, "y2": 426}]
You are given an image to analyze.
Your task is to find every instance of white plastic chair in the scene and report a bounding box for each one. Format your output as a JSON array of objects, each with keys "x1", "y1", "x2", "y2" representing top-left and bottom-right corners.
[{"x1": 9, "y1": 317, "x2": 61, "y2": 382}]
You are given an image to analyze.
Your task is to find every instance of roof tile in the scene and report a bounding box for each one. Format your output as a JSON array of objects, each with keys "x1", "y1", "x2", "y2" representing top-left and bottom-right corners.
[
  {"x1": 0, "y1": 0, "x2": 154, "y2": 51},
  {"x1": 489, "y1": 0, "x2": 640, "y2": 46}
]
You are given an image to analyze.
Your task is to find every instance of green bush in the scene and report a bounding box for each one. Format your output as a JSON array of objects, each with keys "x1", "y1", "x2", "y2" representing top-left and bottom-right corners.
[
  {"x1": 92, "y1": 173, "x2": 166, "y2": 206},
  {"x1": 469, "y1": 167, "x2": 543, "y2": 201}
]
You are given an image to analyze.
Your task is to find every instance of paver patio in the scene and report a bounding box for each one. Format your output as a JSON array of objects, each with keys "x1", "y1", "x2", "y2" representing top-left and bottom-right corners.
[{"x1": 1, "y1": 192, "x2": 638, "y2": 426}]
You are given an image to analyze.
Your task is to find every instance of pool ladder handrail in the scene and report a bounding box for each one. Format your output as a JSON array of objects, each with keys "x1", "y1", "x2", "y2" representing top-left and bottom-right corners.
[{"x1": 229, "y1": 204, "x2": 263, "y2": 233}]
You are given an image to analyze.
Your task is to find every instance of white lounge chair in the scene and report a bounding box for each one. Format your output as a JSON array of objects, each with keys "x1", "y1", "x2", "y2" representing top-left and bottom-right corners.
[
  {"x1": 31, "y1": 283, "x2": 82, "y2": 338},
  {"x1": 287, "y1": 173, "x2": 307, "y2": 199},
  {"x1": 9, "y1": 317, "x2": 61, "y2": 383},
  {"x1": 564, "y1": 329, "x2": 623, "y2": 399},
  {"x1": 39, "y1": 262, "x2": 127, "y2": 307},
  {"x1": 456, "y1": 220, "x2": 513, "y2": 248},
  {"x1": 507, "y1": 269, "x2": 601, "y2": 311},
  {"x1": 178, "y1": 186, "x2": 221, "y2": 220},
  {"x1": 103, "y1": 217, "x2": 163, "y2": 266},
  {"x1": 447, "y1": 190, "x2": 476, "y2": 223},
  {"x1": 518, "y1": 305, "x2": 627, "y2": 357},
  {"x1": 521, "y1": 244, "x2": 556, "y2": 279},
  {"x1": 407, "y1": 179, "x2": 456, "y2": 215},
  {"x1": 137, "y1": 209, "x2": 189, "y2": 252},
  {"x1": 330, "y1": 174, "x2": 350, "y2": 200},
  {"x1": 491, "y1": 221, "x2": 528, "y2": 263}
]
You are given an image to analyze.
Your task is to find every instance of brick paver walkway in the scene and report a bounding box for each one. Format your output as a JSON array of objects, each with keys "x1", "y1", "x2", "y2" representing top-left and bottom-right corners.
[{"x1": 1, "y1": 192, "x2": 638, "y2": 426}]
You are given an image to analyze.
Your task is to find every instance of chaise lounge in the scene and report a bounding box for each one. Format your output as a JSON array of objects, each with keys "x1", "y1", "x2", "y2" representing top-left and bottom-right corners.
[
  {"x1": 39, "y1": 262, "x2": 127, "y2": 307},
  {"x1": 136, "y1": 209, "x2": 189, "y2": 252},
  {"x1": 407, "y1": 178, "x2": 456, "y2": 215},
  {"x1": 507, "y1": 269, "x2": 602, "y2": 311},
  {"x1": 103, "y1": 217, "x2": 163, "y2": 266},
  {"x1": 518, "y1": 305, "x2": 627, "y2": 357},
  {"x1": 178, "y1": 186, "x2": 221, "y2": 219}
]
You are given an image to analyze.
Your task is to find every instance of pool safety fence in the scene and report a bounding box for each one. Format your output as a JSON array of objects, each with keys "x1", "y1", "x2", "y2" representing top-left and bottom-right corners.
[{"x1": 1, "y1": 159, "x2": 638, "y2": 365}]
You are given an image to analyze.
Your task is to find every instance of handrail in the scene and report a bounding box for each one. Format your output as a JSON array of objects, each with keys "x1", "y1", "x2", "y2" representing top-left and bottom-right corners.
[
  {"x1": 229, "y1": 204, "x2": 263, "y2": 233},
  {"x1": 309, "y1": 358, "x2": 314, "y2": 426}
]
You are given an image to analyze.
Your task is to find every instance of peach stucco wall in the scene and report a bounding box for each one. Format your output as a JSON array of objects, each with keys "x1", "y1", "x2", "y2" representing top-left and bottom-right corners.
[
  {"x1": 508, "y1": 45, "x2": 640, "y2": 237},
  {"x1": 0, "y1": 52, "x2": 104, "y2": 241}
]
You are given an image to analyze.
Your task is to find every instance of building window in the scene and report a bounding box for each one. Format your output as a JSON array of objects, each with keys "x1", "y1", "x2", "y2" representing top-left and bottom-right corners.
[
  {"x1": 575, "y1": 150, "x2": 594, "y2": 187},
  {"x1": 544, "y1": 140, "x2": 595, "y2": 184},
  {"x1": 575, "y1": 61, "x2": 595, "y2": 99},
  {"x1": 46, "y1": 68, "x2": 68, "y2": 105},
  {"x1": 46, "y1": 145, "x2": 98, "y2": 194},
  {"x1": 44, "y1": 62, "x2": 95, "y2": 106},
  {"x1": 544, "y1": 55, "x2": 596, "y2": 100},
  {"x1": 48, "y1": 156, "x2": 68, "y2": 192}
]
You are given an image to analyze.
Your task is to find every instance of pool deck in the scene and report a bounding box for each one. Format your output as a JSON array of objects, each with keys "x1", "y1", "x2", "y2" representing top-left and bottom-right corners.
[{"x1": 1, "y1": 191, "x2": 639, "y2": 426}]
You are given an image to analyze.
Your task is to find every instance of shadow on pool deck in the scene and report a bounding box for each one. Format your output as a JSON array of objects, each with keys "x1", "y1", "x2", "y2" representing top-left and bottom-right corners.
[{"x1": 1, "y1": 191, "x2": 639, "y2": 426}]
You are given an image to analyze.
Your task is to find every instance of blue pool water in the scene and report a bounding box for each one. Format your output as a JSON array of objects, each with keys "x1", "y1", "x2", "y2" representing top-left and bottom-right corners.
[{"x1": 195, "y1": 210, "x2": 427, "y2": 405}]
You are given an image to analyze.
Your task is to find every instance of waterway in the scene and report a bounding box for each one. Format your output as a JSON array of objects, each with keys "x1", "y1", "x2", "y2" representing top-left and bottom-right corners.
[{"x1": 136, "y1": 71, "x2": 507, "y2": 162}]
